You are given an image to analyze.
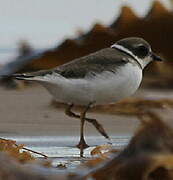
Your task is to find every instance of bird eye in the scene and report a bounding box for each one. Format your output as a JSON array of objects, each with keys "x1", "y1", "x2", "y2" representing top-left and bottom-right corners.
[{"x1": 136, "y1": 45, "x2": 149, "y2": 57}]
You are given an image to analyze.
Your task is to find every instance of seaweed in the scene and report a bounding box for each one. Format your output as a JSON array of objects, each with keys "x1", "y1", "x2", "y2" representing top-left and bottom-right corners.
[{"x1": 78, "y1": 111, "x2": 173, "y2": 180}]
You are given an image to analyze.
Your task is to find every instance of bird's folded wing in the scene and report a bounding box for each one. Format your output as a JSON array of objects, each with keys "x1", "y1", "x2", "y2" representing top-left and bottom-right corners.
[
  {"x1": 12, "y1": 48, "x2": 130, "y2": 79},
  {"x1": 52, "y1": 48, "x2": 129, "y2": 79}
]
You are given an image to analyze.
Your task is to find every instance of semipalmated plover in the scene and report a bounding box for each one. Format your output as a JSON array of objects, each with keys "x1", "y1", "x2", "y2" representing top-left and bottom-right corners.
[{"x1": 13, "y1": 37, "x2": 163, "y2": 157}]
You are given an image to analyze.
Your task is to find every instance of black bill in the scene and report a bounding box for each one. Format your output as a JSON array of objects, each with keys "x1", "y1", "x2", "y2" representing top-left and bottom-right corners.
[{"x1": 151, "y1": 52, "x2": 164, "y2": 61}]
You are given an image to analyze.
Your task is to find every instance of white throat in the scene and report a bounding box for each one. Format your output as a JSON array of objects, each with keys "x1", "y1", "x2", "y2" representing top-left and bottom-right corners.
[{"x1": 111, "y1": 44, "x2": 143, "y2": 69}]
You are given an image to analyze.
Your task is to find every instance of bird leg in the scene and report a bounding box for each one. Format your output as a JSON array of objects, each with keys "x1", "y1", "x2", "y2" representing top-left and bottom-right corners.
[
  {"x1": 65, "y1": 104, "x2": 80, "y2": 118},
  {"x1": 65, "y1": 104, "x2": 110, "y2": 139},
  {"x1": 77, "y1": 104, "x2": 92, "y2": 157}
]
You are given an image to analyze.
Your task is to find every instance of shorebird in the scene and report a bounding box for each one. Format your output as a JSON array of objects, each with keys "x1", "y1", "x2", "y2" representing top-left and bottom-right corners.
[{"x1": 12, "y1": 37, "x2": 163, "y2": 156}]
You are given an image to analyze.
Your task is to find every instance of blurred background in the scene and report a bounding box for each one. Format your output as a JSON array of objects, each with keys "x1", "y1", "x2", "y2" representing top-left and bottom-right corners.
[
  {"x1": 1, "y1": 0, "x2": 173, "y2": 163},
  {"x1": 1, "y1": 0, "x2": 173, "y2": 88},
  {"x1": 1, "y1": 0, "x2": 173, "y2": 176},
  {"x1": 1, "y1": 0, "x2": 170, "y2": 48}
]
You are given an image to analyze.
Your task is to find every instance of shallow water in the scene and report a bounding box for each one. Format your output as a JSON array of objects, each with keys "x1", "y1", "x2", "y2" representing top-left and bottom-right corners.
[{"x1": 1, "y1": 135, "x2": 130, "y2": 168}]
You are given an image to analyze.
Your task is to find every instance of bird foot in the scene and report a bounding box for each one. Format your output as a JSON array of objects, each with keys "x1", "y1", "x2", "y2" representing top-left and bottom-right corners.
[
  {"x1": 76, "y1": 140, "x2": 89, "y2": 149},
  {"x1": 76, "y1": 140, "x2": 89, "y2": 157}
]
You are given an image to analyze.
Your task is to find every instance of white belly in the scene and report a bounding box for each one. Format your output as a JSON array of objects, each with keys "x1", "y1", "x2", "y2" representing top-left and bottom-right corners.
[{"x1": 41, "y1": 63, "x2": 142, "y2": 105}]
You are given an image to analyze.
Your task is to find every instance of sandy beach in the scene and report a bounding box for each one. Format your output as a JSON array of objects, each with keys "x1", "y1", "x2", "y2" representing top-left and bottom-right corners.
[
  {"x1": 0, "y1": 84, "x2": 173, "y2": 136},
  {"x1": 0, "y1": 84, "x2": 141, "y2": 137},
  {"x1": 0, "y1": 84, "x2": 173, "y2": 163}
]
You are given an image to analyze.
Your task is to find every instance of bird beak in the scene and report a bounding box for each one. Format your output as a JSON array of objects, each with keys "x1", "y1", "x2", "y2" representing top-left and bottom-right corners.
[{"x1": 151, "y1": 52, "x2": 164, "y2": 61}]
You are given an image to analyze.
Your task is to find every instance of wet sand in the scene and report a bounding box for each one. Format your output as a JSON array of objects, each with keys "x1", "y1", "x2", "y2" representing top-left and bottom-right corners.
[
  {"x1": 0, "y1": 84, "x2": 173, "y2": 166},
  {"x1": 0, "y1": 84, "x2": 140, "y2": 137}
]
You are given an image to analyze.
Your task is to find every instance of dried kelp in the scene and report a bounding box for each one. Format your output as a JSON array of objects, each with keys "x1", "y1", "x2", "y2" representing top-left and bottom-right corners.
[
  {"x1": 51, "y1": 97, "x2": 173, "y2": 116},
  {"x1": 94, "y1": 98, "x2": 173, "y2": 115},
  {"x1": 0, "y1": 138, "x2": 34, "y2": 163},
  {"x1": 1, "y1": 112, "x2": 173, "y2": 179},
  {"x1": 0, "y1": 138, "x2": 47, "y2": 163},
  {"x1": 0, "y1": 152, "x2": 71, "y2": 180},
  {"x1": 76, "y1": 112, "x2": 173, "y2": 180}
]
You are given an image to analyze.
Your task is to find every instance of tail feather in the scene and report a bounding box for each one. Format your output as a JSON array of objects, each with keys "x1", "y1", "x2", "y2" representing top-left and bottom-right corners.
[
  {"x1": 1, "y1": 69, "x2": 53, "y2": 81},
  {"x1": 14, "y1": 73, "x2": 35, "y2": 80},
  {"x1": 2, "y1": 73, "x2": 35, "y2": 80}
]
